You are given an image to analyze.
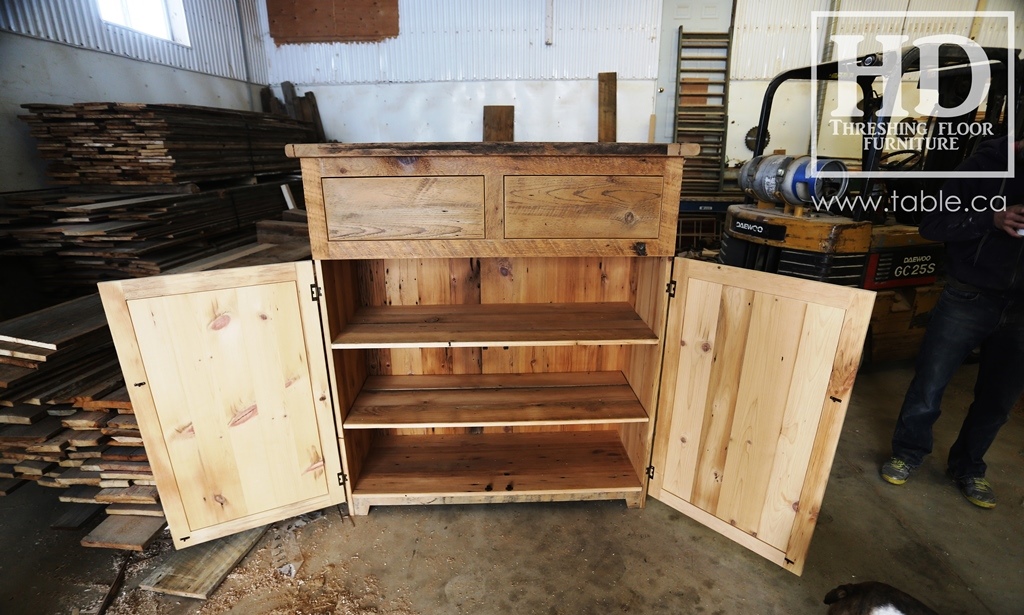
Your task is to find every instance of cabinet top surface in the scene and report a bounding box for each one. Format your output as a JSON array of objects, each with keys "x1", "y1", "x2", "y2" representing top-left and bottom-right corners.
[{"x1": 285, "y1": 142, "x2": 698, "y2": 159}]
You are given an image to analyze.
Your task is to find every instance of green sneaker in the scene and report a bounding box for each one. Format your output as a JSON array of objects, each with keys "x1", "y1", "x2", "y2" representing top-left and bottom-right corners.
[
  {"x1": 880, "y1": 457, "x2": 915, "y2": 485},
  {"x1": 955, "y1": 476, "x2": 996, "y2": 509}
]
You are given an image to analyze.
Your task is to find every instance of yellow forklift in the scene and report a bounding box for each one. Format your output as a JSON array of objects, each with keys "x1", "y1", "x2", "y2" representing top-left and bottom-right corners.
[{"x1": 721, "y1": 44, "x2": 1022, "y2": 362}]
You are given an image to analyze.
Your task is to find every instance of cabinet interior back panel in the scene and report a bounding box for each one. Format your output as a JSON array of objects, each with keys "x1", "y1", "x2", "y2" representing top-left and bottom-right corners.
[{"x1": 127, "y1": 283, "x2": 331, "y2": 530}]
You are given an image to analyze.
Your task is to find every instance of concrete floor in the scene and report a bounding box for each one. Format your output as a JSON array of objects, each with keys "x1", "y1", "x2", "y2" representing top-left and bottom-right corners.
[{"x1": 1, "y1": 360, "x2": 1021, "y2": 615}]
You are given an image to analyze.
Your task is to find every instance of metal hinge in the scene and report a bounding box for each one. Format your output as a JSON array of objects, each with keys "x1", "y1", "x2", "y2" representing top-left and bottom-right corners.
[
  {"x1": 646, "y1": 465, "x2": 655, "y2": 479},
  {"x1": 337, "y1": 472, "x2": 347, "y2": 486},
  {"x1": 310, "y1": 283, "x2": 322, "y2": 302},
  {"x1": 666, "y1": 281, "x2": 677, "y2": 297}
]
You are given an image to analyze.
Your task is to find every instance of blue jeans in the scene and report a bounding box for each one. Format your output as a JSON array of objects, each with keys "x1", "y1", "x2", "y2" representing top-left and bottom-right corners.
[{"x1": 892, "y1": 284, "x2": 1024, "y2": 479}]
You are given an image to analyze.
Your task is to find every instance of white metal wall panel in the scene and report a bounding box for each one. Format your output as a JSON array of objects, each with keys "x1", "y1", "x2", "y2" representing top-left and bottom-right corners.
[
  {"x1": 0, "y1": 0, "x2": 268, "y2": 83},
  {"x1": 260, "y1": 0, "x2": 663, "y2": 85},
  {"x1": 730, "y1": 0, "x2": 829, "y2": 80}
]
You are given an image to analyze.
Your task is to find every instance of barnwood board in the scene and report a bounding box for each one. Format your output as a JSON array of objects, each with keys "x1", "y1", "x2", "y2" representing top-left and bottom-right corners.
[
  {"x1": 0, "y1": 417, "x2": 64, "y2": 443},
  {"x1": 346, "y1": 372, "x2": 647, "y2": 428},
  {"x1": 81, "y1": 515, "x2": 166, "y2": 551},
  {"x1": 0, "y1": 405, "x2": 47, "y2": 424},
  {"x1": 105, "y1": 503, "x2": 165, "y2": 517},
  {"x1": 322, "y1": 176, "x2": 485, "y2": 240},
  {"x1": 503, "y1": 176, "x2": 662, "y2": 240},
  {"x1": 62, "y1": 411, "x2": 112, "y2": 429},
  {"x1": 598, "y1": 72, "x2": 617, "y2": 143},
  {"x1": 333, "y1": 302, "x2": 658, "y2": 349},
  {"x1": 483, "y1": 105, "x2": 514, "y2": 142},
  {"x1": 0, "y1": 294, "x2": 107, "y2": 350},
  {"x1": 140, "y1": 526, "x2": 265, "y2": 599},
  {"x1": 80, "y1": 386, "x2": 133, "y2": 411},
  {"x1": 352, "y1": 431, "x2": 641, "y2": 497},
  {"x1": 14, "y1": 459, "x2": 55, "y2": 475},
  {"x1": 95, "y1": 485, "x2": 159, "y2": 504},
  {"x1": 50, "y1": 503, "x2": 104, "y2": 530},
  {"x1": 55, "y1": 468, "x2": 103, "y2": 486},
  {"x1": 59, "y1": 485, "x2": 103, "y2": 503},
  {"x1": 0, "y1": 478, "x2": 27, "y2": 495},
  {"x1": 68, "y1": 431, "x2": 110, "y2": 447}
]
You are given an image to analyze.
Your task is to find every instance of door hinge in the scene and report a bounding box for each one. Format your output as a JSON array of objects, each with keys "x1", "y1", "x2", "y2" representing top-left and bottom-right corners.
[
  {"x1": 310, "y1": 283, "x2": 322, "y2": 302},
  {"x1": 337, "y1": 472, "x2": 347, "y2": 486},
  {"x1": 666, "y1": 281, "x2": 677, "y2": 297},
  {"x1": 646, "y1": 465, "x2": 655, "y2": 479}
]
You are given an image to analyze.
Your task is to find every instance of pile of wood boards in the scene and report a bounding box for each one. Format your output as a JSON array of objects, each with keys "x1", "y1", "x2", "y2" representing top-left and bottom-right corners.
[
  {"x1": 19, "y1": 102, "x2": 316, "y2": 185},
  {"x1": 0, "y1": 213, "x2": 311, "y2": 550},
  {"x1": 0, "y1": 182, "x2": 301, "y2": 291}
]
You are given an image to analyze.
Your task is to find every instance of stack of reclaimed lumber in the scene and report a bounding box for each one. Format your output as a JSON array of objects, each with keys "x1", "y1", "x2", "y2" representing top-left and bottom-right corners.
[
  {"x1": 19, "y1": 102, "x2": 316, "y2": 185},
  {"x1": 0, "y1": 219, "x2": 312, "y2": 549},
  {"x1": 0, "y1": 181, "x2": 301, "y2": 291}
]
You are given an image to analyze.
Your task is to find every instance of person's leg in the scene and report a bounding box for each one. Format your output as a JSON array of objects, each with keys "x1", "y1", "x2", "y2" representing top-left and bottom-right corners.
[
  {"x1": 890, "y1": 287, "x2": 1000, "y2": 467},
  {"x1": 947, "y1": 300, "x2": 1024, "y2": 479}
]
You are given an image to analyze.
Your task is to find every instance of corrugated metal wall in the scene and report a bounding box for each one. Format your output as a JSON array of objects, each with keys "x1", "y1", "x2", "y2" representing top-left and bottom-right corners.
[
  {"x1": 0, "y1": 0, "x2": 268, "y2": 83},
  {"x1": 260, "y1": 0, "x2": 663, "y2": 85},
  {"x1": 730, "y1": 0, "x2": 1017, "y2": 81}
]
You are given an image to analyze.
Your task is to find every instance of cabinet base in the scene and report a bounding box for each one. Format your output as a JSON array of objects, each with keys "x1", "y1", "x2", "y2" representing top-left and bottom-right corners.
[{"x1": 349, "y1": 490, "x2": 643, "y2": 516}]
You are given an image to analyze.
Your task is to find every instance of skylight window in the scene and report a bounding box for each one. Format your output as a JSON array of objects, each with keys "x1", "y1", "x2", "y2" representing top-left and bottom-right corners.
[{"x1": 97, "y1": 0, "x2": 190, "y2": 46}]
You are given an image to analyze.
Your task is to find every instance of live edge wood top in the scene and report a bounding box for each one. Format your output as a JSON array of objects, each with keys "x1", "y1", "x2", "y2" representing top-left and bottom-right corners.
[
  {"x1": 286, "y1": 142, "x2": 700, "y2": 158},
  {"x1": 332, "y1": 302, "x2": 659, "y2": 348}
]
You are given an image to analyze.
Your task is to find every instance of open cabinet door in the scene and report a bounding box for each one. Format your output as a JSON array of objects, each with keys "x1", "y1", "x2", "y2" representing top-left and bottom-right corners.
[
  {"x1": 99, "y1": 262, "x2": 345, "y2": 549},
  {"x1": 648, "y1": 259, "x2": 873, "y2": 575}
]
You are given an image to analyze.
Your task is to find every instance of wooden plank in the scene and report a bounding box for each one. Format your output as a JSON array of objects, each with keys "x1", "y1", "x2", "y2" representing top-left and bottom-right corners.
[
  {"x1": 598, "y1": 72, "x2": 617, "y2": 142},
  {"x1": 504, "y1": 176, "x2": 662, "y2": 240},
  {"x1": 0, "y1": 417, "x2": 64, "y2": 444},
  {"x1": 80, "y1": 386, "x2": 133, "y2": 411},
  {"x1": 50, "y1": 503, "x2": 104, "y2": 530},
  {"x1": 55, "y1": 468, "x2": 103, "y2": 486},
  {"x1": 14, "y1": 459, "x2": 55, "y2": 475},
  {"x1": 95, "y1": 485, "x2": 159, "y2": 504},
  {"x1": 0, "y1": 478, "x2": 26, "y2": 495},
  {"x1": 59, "y1": 485, "x2": 103, "y2": 503},
  {"x1": 353, "y1": 431, "x2": 641, "y2": 496},
  {"x1": 81, "y1": 515, "x2": 166, "y2": 551},
  {"x1": 333, "y1": 302, "x2": 658, "y2": 349},
  {"x1": 0, "y1": 294, "x2": 106, "y2": 350},
  {"x1": 347, "y1": 373, "x2": 647, "y2": 428},
  {"x1": 68, "y1": 430, "x2": 110, "y2": 447},
  {"x1": 483, "y1": 106, "x2": 514, "y2": 142},
  {"x1": 322, "y1": 176, "x2": 485, "y2": 240},
  {"x1": 140, "y1": 527, "x2": 265, "y2": 599},
  {"x1": 105, "y1": 503, "x2": 165, "y2": 517},
  {"x1": 0, "y1": 405, "x2": 48, "y2": 425},
  {"x1": 62, "y1": 411, "x2": 112, "y2": 430}
]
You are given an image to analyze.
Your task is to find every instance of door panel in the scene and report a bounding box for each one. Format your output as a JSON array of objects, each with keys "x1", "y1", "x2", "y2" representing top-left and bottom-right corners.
[
  {"x1": 99, "y1": 262, "x2": 345, "y2": 548},
  {"x1": 650, "y1": 258, "x2": 873, "y2": 575}
]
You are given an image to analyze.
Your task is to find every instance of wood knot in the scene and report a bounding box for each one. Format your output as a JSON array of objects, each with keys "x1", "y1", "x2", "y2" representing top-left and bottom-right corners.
[
  {"x1": 679, "y1": 436, "x2": 687, "y2": 444},
  {"x1": 701, "y1": 342, "x2": 712, "y2": 352},
  {"x1": 213, "y1": 494, "x2": 227, "y2": 506},
  {"x1": 624, "y1": 211, "x2": 636, "y2": 224},
  {"x1": 209, "y1": 313, "x2": 231, "y2": 330},
  {"x1": 258, "y1": 313, "x2": 269, "y2": 321},
  {"x1": 792, "y1": 500, "x2": 800, "y2": 513}
]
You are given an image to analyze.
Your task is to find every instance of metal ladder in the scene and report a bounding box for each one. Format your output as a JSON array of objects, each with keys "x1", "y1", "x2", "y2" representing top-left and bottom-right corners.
[{"x1": 674, "y1": 28, "x2": 732, "y2": 197}]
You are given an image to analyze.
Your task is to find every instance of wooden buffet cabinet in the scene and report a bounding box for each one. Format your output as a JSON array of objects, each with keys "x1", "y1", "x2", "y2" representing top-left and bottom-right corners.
[{"x1": 99, "y1": 143, "x2": 873, "y2": 575}]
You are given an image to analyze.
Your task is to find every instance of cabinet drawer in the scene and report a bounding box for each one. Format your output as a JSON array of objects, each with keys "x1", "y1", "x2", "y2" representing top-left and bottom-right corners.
[
  {"x1": 322, "y1": 176, "x2": 485, "y2": 240},
  {"x1": 504, "y1": 175, "x2": 662, "y2": 239}
]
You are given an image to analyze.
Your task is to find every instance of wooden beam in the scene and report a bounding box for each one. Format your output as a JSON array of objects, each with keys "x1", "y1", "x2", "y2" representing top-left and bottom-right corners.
[{"x1": 598, "y1": 72, "x2": 617, "y2": 142}]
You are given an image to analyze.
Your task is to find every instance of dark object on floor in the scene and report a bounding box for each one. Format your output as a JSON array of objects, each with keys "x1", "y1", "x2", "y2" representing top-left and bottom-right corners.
[{"x1": 824, "y1": 581, "x2": 938, "y2": 614}]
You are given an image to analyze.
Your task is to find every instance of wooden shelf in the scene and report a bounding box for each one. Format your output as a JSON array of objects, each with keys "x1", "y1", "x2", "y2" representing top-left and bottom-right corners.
[
  {"x1": 351, "y1": 431, "x2": 643, "y2": 498},
  {"x1": 344, "y1": 372, "x2": 649, "y2": 429},
  {"x1": 332, "y1": 302, "x2": 659, "y2": 349}
]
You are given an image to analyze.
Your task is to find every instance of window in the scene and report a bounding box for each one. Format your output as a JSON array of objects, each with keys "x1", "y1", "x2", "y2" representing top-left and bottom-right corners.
[{"x1": 97, "y1": 0, "x2": 190, "y2": 46}]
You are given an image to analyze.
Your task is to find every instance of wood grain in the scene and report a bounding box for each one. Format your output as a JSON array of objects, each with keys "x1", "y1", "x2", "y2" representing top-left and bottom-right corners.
[
  {"x1": 81, "y1": 515, "x2": 166, "y2": 551},
  {"x1": 649, "y1": 258, "x2": 874, "y2": 576},
  {"x1": 323, "y1": 176, "x2": 485, "y2": 240},
  {"x1": 140, "y1": 527, "x2": 265, "y2": 599}
]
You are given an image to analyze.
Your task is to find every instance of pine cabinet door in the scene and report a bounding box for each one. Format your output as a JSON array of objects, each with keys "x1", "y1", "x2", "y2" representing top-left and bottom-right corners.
[
  {"x1": 649, "y1": 259, "x2": 873, "y2": 575},
  {"x1": 99, "y1": 262, "x2": 345, "y2": 548}
]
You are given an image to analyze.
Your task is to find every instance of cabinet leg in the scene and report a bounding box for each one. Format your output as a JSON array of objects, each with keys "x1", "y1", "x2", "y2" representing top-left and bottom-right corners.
[
  {"x1": 350, "y1": 500, "x2": 371, "y2": 516},
  {"x1": 625, "y1": 493, "x2": 643, "y2": 509}
]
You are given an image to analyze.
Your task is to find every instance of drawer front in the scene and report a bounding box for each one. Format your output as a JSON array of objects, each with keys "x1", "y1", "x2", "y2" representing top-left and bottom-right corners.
[
  {"x1": 322, "y1": 176, "x2": 485, "y2": 240},
  {"x1": 504, "y1": 175, "x2": 663, "y2": 239}
]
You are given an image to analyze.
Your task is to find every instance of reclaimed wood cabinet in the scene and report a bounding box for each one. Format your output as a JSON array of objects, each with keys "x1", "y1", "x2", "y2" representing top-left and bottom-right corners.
[{"x1": 99, "y1": 143, "x2": 873, "y2": 575}]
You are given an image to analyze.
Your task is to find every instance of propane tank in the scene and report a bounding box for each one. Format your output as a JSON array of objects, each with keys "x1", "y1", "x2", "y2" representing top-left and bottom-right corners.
[{"x1": 738, "y1": 155, "x2": 848, "y2": 207}]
